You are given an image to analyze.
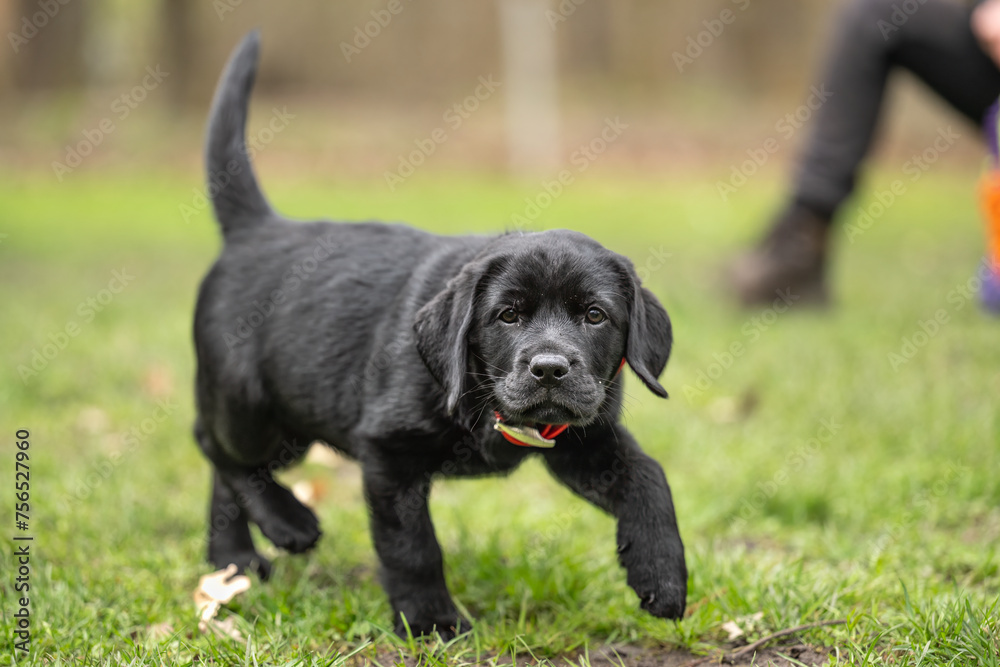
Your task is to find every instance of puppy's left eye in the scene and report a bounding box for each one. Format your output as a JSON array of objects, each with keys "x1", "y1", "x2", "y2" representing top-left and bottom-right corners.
[{"x1": 585, "y1": 307, "x2": 607, "y2": 324}]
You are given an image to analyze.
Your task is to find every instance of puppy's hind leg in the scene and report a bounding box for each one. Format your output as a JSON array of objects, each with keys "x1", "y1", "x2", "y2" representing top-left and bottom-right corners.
[
  {"x1": 216, "y1": 464, "x2": 322, "y2": 555},
  {"x1": 196, "y1": 421, "x2": 271, "y2": 577},
  {"x1": 207, "y1": 469, "x2": 273, "y2": 579},
  {"x1": 196, "y1": 419, "x2": 320, "y2": 560}
]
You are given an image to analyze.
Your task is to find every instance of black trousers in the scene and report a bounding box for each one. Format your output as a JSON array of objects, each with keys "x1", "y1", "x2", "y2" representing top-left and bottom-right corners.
[{"x1": 794, "y1": 0, "x2": 1000, "y2": 219}]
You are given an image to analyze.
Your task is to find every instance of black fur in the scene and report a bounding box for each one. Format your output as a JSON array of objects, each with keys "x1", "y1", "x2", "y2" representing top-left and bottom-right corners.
[{"x1": 193, "y1": 31, "x2": 687, "y2": 638}]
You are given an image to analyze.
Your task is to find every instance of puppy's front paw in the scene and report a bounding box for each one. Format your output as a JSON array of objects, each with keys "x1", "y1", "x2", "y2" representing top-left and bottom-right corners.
[
  {"x1": 394, "y1": 613, "x2": 465, "y2": 641},
  {"x1": 636, "y1": 579, "x2": 686, "y2": 620},
  {"x1": 622, "y1": 544, "x2": 687, "y2": 620},
  {"x1": 393, "y1": 595, "x2": 466, "y2": 640}
]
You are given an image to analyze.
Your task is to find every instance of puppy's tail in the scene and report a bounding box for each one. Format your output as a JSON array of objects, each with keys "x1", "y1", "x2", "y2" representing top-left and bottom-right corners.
[{"x1": 205, "y1": 30, "x2": 273, "y2": 237}]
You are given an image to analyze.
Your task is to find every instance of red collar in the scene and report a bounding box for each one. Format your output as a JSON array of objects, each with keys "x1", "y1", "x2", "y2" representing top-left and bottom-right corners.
[{"x1": 494, "y1": 358, "x2": 626, "y2": 448}]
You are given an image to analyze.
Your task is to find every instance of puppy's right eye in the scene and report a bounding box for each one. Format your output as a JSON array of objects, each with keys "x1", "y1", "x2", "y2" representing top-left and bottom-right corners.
[{"x1": 499, "y1": 308, "x2": 519, "y2": 324}]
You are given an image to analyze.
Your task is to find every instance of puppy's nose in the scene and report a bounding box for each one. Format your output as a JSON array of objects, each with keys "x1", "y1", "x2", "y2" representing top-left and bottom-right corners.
[{"x1": 529, "y1": 354, "x2": 570, "y2": 387}]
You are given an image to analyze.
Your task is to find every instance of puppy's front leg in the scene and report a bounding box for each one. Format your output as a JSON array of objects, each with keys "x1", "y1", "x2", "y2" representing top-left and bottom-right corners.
[
  {"x1": 543, "y1": 425, "x2": 687, "y2": 619},
  {"x1": 363, "y1": 465, "x2": 462, "y2": 638}
]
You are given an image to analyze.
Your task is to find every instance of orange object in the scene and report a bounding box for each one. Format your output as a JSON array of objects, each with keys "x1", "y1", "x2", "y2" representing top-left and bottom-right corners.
[{"x1": 979, "y1": 169, "x2": 1000, "y2": 272}]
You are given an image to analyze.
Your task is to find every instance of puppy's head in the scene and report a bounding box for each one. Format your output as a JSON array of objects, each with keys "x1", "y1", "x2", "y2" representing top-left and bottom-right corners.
[{"x1": 415, "y1": 230, "x2": 671, "y2": 429}]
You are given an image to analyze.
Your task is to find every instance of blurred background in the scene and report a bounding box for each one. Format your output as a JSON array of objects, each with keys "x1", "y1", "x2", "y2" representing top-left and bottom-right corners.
[
  {"x1": 0, "y1": 0, "x2": 985, "y2": 179},
  {"x1": 3, "y1": 1, "x2": 1000, "y2": 663}
]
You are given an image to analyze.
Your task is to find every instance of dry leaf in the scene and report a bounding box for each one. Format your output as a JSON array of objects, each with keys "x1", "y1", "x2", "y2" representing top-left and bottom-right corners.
[
  {"x1": 292, "y1": 479, "x2": 317, "y2": 506},
  {"x1": 141, "y1": 363, "x2": 174, "y2": 398},
  {"x1": 194, "y1": 564, "x2": 251, "y2": 607},
  {"x1": 193, "y1": 564, "x2": 251, "y2": 638},
  {"x1": 145, "y1": 622, "x2": 174, "y2": 642},
  {"x1": 722, "y1": 612, "x2": 764, "y2": 641},
  {"x1": 201, "y1": 615, "x2": 244, "y2": 642},
  {"x1": 740, "y1": 390, "x2": 760, "y2": 417},
  {"x1": 722, "y1": 620, "x2": 744, "y2": 640},
  {"x1": 708, "y1": 397, "x2": 739, "y2": 424},
  {"x1": 708, "y1": 392, "x2": 758, "y2": 424},
  {"x1": 305, "y1": 443, "x2": 341, "y2": 469},
  {"x1": 76, "y1": 407, "x2": 109, "y2": 435},
  {"x1": 293, "y1": 478, "x2": 328, "y2": 506}
]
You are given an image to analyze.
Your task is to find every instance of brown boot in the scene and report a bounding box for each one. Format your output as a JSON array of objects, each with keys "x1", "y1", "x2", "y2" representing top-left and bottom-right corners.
[{"x1": 729, "y1": 204, "x2": 830, "y2": 306}]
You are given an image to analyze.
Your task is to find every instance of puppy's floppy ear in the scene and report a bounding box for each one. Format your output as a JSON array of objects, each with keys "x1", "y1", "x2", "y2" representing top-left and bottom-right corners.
[
  {"x1": 622, "y1": 264, "x2": 672, "y2": 398},
  {"x1": 413, "y1": 261, "x2": 486, "y2": 415}
]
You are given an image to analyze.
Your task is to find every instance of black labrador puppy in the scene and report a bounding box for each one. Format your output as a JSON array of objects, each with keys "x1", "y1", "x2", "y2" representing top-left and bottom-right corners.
[{"x1": 193, "y1": 31, "x2": 686, "y2": 637}]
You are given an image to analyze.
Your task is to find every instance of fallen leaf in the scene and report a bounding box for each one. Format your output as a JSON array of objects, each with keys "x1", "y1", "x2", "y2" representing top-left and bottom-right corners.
[
  {"x1": 722, "y1": 620, "x2": 744, "y2": 640},
  {"x1": 76, "y1": 407, "x2": 109, "y2": 435},
  {"x1": 708, "y1": 392, "x2": 759, "y2": 424},
  {"x1": 141, "y1": 363, "x2": 174, "y2": 398},
  {"x1": 201, "y1": 615, "x2": 244, "y2": 642},
  {"x1": 305, "y1": 443, "x2": 341, "y2": 469},
  {"x1": 193, "y1": 564, "x2": 251, "y2": 638},
  {"x1": 292, "y1": 479, "x2": 317, "y2": 506},
  {"x1": 708, "y1": 397, "x2": 739, "y2": 424},
  {"x1": 194, "y1": 564, "x2": 251, "y2": 608},
  {"x1": 722, "y1": 612, "x2": 764, "y2": 641},
  {"x1": 145, "y1": 622, "x2": 174, "y2": 642}
]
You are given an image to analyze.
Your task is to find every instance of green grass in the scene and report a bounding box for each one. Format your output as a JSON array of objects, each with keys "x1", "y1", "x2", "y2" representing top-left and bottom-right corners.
[{"x1": 1, "y1": 166, "x2": 999, "y2": 665}]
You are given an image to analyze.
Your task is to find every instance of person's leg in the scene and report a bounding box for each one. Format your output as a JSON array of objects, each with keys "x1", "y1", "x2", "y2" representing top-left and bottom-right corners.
[
  {"x1": 733, "y1": 0, "x2": 1000, "y2": 306},
  {"x1": 795, "y1": 0, "x2": 1000, "y2": 218}
]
